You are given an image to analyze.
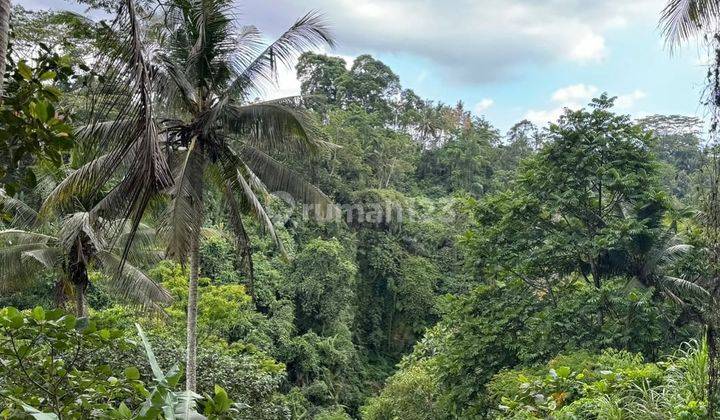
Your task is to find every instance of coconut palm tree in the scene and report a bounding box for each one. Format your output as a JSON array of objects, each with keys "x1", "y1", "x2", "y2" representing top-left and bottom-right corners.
[
  {"x1": 47, "y1": 0, "x2": 332, "y2": 390},
  {"x1": 155, "y1": 0, "x2": 335, "y2": 391},
  {"x1": 45, "y1": 0, "x2": 335, "y2": 391},
  {"x1": 0, "y1": 192, "x2": 171, "y2": 317}
]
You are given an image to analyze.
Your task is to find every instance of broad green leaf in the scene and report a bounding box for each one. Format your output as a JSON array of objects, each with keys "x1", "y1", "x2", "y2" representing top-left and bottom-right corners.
[
  {"x1": 116, "y1": 402, "x2": 133, "y2": 418},
  {"x1": 213, "y1": 385, "x2": 231, "y2": 412},
  {"x1": 555, "y1": 366, "x2": 571, "y2": 379},
  {"x1": 17, "y1": 61, "x2": 33, "y2": 80},
  {"x1": 124, "y1": 366, "x2": 141, "y2": 380},
  {"x1": 136, "y1": 323, "x2": 165, "y2": 381},
  {"x1": 7, "y1": 397, "x2": 59, "y2": 420},
  {"x1": 39, "y1": 71, "x2": 56, "y2": 81},
  {"x1": 31, "y1": 306, "x2": 45, "y2": 321}
]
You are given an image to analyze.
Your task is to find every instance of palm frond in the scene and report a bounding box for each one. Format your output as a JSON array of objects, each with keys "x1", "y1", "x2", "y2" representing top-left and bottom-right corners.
[
  {"x1": 217, "y1": 158, "x2": 286, "y2": 257},
  {"x1": 222, "y1": 181, "x2": 255, "y2": 292},
  {"x1": 224, "y1": 10, "x2": 333, "y2": 99},
  {"x1": 660, "y1": 275, "x2": 710, "y2": 301},
  {"x1": 234, "y1": 145, "x2": 337, "y2": 219},
  {"x1": 40, "y1": 153, "x2": 115, "y2": 217},
  {"x1": 22, "y1": 247, "x2": 63, "y2": 270},
  {"x1": 664, "y1": 243, "x2": 694, "y2": 259},
  {"x1": 110, "y1": 221, "x2": 163, "y2": 267},
  {"x1": 0, "y1": 230, "x2": 56, "y2": 292},
  {"x1": 75, "y1": 119, "x2": 139, "y2": 150},
  {"x1": 0, "y1": 191, "x2": 39, "y2": 229},
  {"x1": 0, "y1": 229, "x2": 56, "y2": 245},
  {"x1": 661, "y1": 0, "x2": 720, "y2": 48},
  {"x1": 155, "y1": 53, "x2": 199, "y2": 113},
  {"x1": 159, "y1": 141, "x2": 206, "y2": 262},
  {"x1": 0, "y1": 253, "x2": 47, "y2": 293},
  {"x1": 224, "y1": 97, "x2": 334, "y2": 153},
  {"x1": 95, "y1": 250, "x2": 172, "y2": 310}
]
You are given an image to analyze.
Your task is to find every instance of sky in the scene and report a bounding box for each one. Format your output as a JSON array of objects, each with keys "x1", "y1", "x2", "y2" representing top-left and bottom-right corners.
[{"x1": 18, "y1": 0, "x2": 712, "y2": 132}]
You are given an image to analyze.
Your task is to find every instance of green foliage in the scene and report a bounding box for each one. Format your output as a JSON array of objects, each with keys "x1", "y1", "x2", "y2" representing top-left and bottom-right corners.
[
  {"x1": 296, "y1": 52, "x2": 349, "y2": 110},
  {"x1": 297, "y1": 52, "x2": 401, "y2": 120},
  {"x1": 199, "y1": 233, "x2": 243, "y2": 284},
  {"x1": 0, "y1": 305, "x2": 289, "y2": 419},
  {"x1": 417, "y1": 115, "x2": 500, "y2": 196},
  {"x1": 132, "y1": 331, "x2": 288, "y2": 419},
  {"x1": 361, "y1": 360, "x2": 443, "y2": 420},
  {"x1": 1, "y1": 1, "x2": 713, "y2": 416},
  {"x1": 0, "y1": 47, "x2": 75, "y2": 196},
  {"x1": 472, "y1": 96, "x2": 669, "y2": 291},
  {"x1": 291, "y1": 238, "x2": 357, "y2": 334},
  {"x1": 487, "y1": 342, "x2": 709, "y2": 419},
  {"x1": 372, "y1": 278, "x2": 698, "y2": 417},
  {"x1": 10, "y1": 5, "x2": 104, "y2": 66},
  {"x1": 638, "y1": 115, "x2": 703, "y2": 200},
  {"x1": 0, "y1": 306, "x2": 140, "y2": 417}
]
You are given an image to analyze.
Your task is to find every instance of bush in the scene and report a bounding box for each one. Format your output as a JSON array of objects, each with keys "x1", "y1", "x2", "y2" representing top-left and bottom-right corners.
[
  {"x1": 0, "y1": 306, "x2": 284, "y2": 419},
  {"x1": 361, "y1": 360, "x2": 442, "y2": 420},
  {"x1": 486, "y1": 343, "x2": 709, "y2": 419},
  {"x1": 0, "y1": 306, "x2": 142, "y2": 417}
]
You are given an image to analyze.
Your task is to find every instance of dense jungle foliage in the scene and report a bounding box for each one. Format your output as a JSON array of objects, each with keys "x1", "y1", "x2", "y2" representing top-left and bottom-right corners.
[{"x1": 1, "y1": 0, "x2": 720, "y2": 419}]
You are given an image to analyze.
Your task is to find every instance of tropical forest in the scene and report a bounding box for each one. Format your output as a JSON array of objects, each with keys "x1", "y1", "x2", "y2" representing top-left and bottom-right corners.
[{"x1": 2, "y1": 0, "x2": 720, "y2": 418}]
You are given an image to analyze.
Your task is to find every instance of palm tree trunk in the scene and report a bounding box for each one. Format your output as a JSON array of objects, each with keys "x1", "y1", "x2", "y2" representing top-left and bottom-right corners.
[
  {"x1": 224, "y1": 183, "x2": 256, "y2": 304},
  {"x1": 233, "y1": 216, "x2": 255, "y2": 303},
  {"x1": 74, "y1": 281, "x2": 87, "y2": 318},
  {"x1": 0, "y1": 0, "x2": 10, "y2": 99},
  {"x1": 186, "y1": 232, "x2": 200, "y2": 391},
  {"x1": 69, "y1": 242, "x2": 89, "y2": 318}
]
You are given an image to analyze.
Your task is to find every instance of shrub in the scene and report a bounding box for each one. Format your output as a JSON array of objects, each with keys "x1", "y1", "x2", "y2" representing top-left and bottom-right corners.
[
  {"x1": 0, "y1": 306, "x2": 142, "y2": 417},
  {"x1": 486, "y1": 343, "x2": 709, "y2": 419}
]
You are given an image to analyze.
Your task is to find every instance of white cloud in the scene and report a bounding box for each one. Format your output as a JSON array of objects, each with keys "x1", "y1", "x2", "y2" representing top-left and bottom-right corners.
[
  {"x1": 525, "y1": 83, "x2": 598, "y2": 125},
  {"x1": 241, "y1": 0, "x2": 665, "y2": 83},
  {"x1": 474, "y1": 98, "x2": 494, "y2": 114},
  {"x1": 615, "y1": 89, "x2": 646, "y2": 108},
  {"x1": 525, "y1": 108, "x2": 566, "y2": 125},
  {"x1": 551, "y1": 84, "x2": 599, "y2": 106},
  {"x1": 568, "y1": 32, "x2": 607, "y2": 63},
  {"x1": 525, "y1": 84, "x2": 649, "y2": 126}
]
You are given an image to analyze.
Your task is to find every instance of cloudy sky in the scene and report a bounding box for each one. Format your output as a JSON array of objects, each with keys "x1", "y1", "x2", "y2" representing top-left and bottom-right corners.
[{"x1": 19, "y1": 0, "x2": 710, "y2": 131}]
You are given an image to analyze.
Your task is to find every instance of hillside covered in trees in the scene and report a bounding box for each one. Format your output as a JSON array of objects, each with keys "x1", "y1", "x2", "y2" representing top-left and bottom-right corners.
[{"x1": 1, "y1": 0, "x2": 720, "y2": 419}]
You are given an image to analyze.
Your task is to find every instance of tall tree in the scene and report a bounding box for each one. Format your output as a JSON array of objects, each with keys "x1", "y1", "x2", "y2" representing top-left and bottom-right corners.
[
  {"x1": 345, "y1": 55, "x2": 400, "y2": 118},
  {"x1": 474, "y1": 96, "x2": 667, "y2": 293},
  {"x1": 150, "y1": 0, "x2": 333, "y2": 391},
  {"x1": 39, "y1": 0, "x2": 334, "y2": 391},
  {"x1": 296, "y1": 52, "x2": 349, "y2": 110}
]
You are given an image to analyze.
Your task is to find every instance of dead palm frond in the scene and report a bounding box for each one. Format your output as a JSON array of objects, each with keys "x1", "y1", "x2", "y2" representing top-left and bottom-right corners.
[{"x1": 40, "y1": 0, "x2": 172, "y2": 269}]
